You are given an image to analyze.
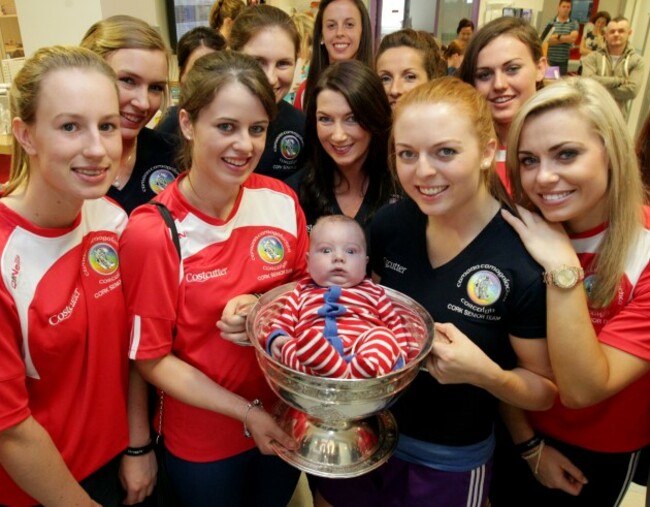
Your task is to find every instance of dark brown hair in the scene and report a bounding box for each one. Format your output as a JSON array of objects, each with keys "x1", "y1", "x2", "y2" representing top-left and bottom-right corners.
[{"x1": 376, "y1": 28, "x2": 446, "y2": 80}]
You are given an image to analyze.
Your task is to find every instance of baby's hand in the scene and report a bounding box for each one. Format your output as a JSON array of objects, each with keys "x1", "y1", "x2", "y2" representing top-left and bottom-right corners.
[{"x1": 270, "y1": 335, "x2": 291, "y2": 359}]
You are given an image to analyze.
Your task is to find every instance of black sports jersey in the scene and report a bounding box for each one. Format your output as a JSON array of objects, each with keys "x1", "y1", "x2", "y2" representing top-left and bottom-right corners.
[
  {"x1": 107, "y1": 128, "x2": 179, "y2": 215},
  {"x1": 371, "y1": 198, "x2": 546, "y2": 446}
]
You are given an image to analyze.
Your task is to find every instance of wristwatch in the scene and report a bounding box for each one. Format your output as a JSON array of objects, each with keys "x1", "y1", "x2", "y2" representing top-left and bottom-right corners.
[{"x1": 543, "y1": 266, "x2": 584, "y2": 289}]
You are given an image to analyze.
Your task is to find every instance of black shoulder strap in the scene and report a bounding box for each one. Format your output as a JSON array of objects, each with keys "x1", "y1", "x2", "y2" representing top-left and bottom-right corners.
[{"x1": 149, "y1": 201, "x2": 181, "y2": 258}]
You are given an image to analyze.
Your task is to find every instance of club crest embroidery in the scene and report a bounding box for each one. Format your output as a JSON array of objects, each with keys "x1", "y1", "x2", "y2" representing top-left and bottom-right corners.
[
  {"x1": 88, "y1": 243, "x2": 119, "y2": 275},
  {"x1": 467, "y1": 270, "x2": 502, "y2": 306},
  {"x1": 257, "y1": 236, "x2": 285, "y2": 265}
]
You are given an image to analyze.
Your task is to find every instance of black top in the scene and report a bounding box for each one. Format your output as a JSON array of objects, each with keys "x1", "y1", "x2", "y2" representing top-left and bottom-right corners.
[
  {"x1": 255, "y1": 100, "x2": 306, "y2": 181},
  {"x1": 370, "y1": 199, "x2": 546, "y2": 446},
  {"x1": 107, "y1": 128, "x2": 180, "y2": 215}
]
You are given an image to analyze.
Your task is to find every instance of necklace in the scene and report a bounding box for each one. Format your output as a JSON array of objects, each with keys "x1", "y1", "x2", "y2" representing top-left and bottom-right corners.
[{"x1": 112, "y1": 140, "x2": 138, "y2": 189}]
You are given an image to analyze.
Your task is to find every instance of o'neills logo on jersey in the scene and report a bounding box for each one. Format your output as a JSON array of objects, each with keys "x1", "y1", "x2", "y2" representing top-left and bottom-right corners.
[
  {"x1": 143, "y1": 165, "x2": 177, "y2": 194},
  {"x1": 256, "y1": 235, "x2": 285, "y2": 265},
  {"x1": 10, "y1": 254, "x2": 20, "y2": 289},
  {"x1": 186, "y1": 267, "x2": 228, "y2": 283},
  {"x1": 88, "y1": 243, "x2": 119, "y2": 276},
  {"x1": 49, "y1": 288, "x2": 80, "y2": 325}
]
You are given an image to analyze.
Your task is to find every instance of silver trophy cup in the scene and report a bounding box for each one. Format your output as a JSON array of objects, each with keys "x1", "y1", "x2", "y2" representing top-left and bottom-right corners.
[{"x1": 246, "y1": 282, "x2": 434, "y2": 478}]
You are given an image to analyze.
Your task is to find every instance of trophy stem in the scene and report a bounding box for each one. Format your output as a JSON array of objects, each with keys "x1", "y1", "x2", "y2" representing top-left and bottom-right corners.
[{"x1": 272, "y1": 402, "x2": 398, "y2": 478}]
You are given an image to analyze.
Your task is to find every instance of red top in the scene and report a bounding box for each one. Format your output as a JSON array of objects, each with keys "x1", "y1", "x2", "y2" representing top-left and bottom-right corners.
[
  {"x1": 530, "y1": 212, "x2": 650, "y2": 452},
  {"x1": 121, "y1": 174, "x2": 308, "y2": 461},
  {"x1": 0, "y1": 199, "x2": 129, "y2": 506}
]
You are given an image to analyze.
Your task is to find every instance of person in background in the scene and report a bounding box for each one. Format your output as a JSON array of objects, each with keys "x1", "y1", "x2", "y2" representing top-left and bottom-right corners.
[
  {"x1": 120, "y1": 50, "x2": 307, "y2": 507},
  {"x1": 458, "y1": 16, "x2": 547, "y2": 192},
  {"x1": 582, "y1": 16, "x2": 644, "y2": 120},
  {"x1": 453, "y1": 18, "x2": 475, "y2": 50},
  {"x1": 375, "y1": 28, "x2": 447, "y2": 109},
  {"x1": 286, "y1": 60, "x2": 396, "y2": 235},
  {"x1": 285, "y1": 11, "x2": 314, "y2": 106},
  {"x1": 495, "y1": 77, "x2": 650, "y2": 506},
  {"x1": 0, "y1": 45, "x2": 154, "y2": 507},
  {"x1": 579, "y1": 11, "x2": 610, "y2": 58},
  {"x1": 316, "y1": 76, "x2": 555, "y2": 507},
  {"x1": 297, "y1": 0, "x2": 373, "y2": 111},
  {"x1": 209, "y1": 0, "x2": 246, "y2": 40},
  {"x1": 229, "y1": 4, "x2": 306, "y2": 181},
  {"x1": 444, "y1": 40, "x2": 465, "y2": 75},
  {"x1": 156, "y1": 27, "x2": 226, "y2": 142},
  {"x1": 81, "y1": 15, "x2": 179, "y2": 215},
  {"x1": 543, "y1": 0, "x2": 579, "y2": 76}
]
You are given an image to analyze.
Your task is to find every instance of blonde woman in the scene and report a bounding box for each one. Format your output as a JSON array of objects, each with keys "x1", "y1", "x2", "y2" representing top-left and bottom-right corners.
[
  {"x1": 81, "y1": 15, "x2": 179, "y2": 215},
  {"x1": 498, "y1": 77, "x2": 650, "y2": 505}
]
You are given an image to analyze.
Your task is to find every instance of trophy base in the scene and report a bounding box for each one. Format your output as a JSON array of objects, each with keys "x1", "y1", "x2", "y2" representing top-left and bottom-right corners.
[{"x1": 272, "y1": 402, "x2": 398, "y2": 478}]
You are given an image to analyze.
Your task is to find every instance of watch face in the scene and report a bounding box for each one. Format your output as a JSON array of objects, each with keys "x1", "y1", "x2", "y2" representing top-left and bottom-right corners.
[{"x1": 555, "y1": 268, "x2": 578, "y2": 288}]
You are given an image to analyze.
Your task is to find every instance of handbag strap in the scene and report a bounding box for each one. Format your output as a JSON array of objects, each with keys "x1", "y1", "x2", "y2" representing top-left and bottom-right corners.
[{"x1": 148, "y1": 201, "x2": 181, "y2": 442}]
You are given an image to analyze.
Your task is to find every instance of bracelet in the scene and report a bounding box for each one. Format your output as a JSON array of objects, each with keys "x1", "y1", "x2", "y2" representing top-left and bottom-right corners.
[
  {"x1": 243, "y1": 399, "x2": 263, "y2": 438},
  {"x1": 123, "y1": 442, "x2": 155, "y2": 457},
  {"x1": 521, "y1": 439, "x2": 545, "y2": 475},
  {"x1": 514, "y1": 435, "x2": 543, "y2": 455}
]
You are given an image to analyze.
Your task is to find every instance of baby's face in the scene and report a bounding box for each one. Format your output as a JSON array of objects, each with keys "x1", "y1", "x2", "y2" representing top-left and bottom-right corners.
[{"x1": 307, "y1": 221, "x2": 368, "y2": 288}]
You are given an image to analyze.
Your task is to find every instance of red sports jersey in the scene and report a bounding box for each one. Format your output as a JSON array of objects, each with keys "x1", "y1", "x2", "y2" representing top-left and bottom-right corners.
[
  {"x1": 267, "y1": 278, "x2": 420, "y2": 378},
  {"x1": 0, "y1": 198, "x2": 129, "y2": 507},
  {"x1": 120, "y1": 174, "x2": 308, "y2": 462},
  {"x1": 531, "y1": 213, "x2": 650, "y2": 452}
]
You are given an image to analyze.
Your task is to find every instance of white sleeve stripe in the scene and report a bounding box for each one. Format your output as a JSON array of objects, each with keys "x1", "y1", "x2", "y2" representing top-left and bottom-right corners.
[{"x1": 129, "y1": 315, "x2": 142, "y2": 360}]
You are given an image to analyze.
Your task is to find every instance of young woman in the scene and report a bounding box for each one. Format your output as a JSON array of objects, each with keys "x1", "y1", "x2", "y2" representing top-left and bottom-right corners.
[
  {"x1": 156, "y1": 26, "x2": 226, "y2": 141},
  {"x1": 444, "y1": 40, "x2": 465, "y2": 75},
  {"x1": 229, "y1": 4, "x2": 306, "y2": 181},
  {"x1": 458, "y1": 16, "x2": 547, "y2": 192},
  {"x1": 0, "y1": 45, "x2": 153, "y2": 507},
  {"x1": 286, "y1": 59, "x2": 397, "y2": 234},
  {"x1": 81, "y1": 15, "x2": 179, "y2": 215},
  {"x1": 316, "y1": 77, "x2": 556, "y2": 507},
  {"x1": 453, "y1": 18, "x2": 475, "y2": 50},
  {"x1": 579, "y1": 11, "x2": 611, "y2": 57},
  {"x1": 119, "y1": 51, "x2": 308, "y2": 507},
  {"x1": 495, "y1": 77, "x2": 650, "y2": 506},
  {"x1": 297, "y1": 0, "x2": 373, "y2": 111},
  {"x1": 375, "y1": 28, "x2": 447, "y2": 109},
  {"x1": 209, "y1": 0, "x2": 246, "y2": 40}
]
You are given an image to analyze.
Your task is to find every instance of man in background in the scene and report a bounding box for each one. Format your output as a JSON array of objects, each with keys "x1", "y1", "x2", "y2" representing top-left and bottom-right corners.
[
  {"x1": 582, "y1": 16, "x2": 643, "y2": 120},
  {"x1": 543, "y1": 0, "x2": 579, "y2": 75}
]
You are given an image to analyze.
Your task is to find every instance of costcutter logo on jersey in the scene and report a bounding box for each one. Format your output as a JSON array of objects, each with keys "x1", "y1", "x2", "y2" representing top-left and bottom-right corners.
[
  {"x1": 88, "y1": 243, "x2": 119, "y2": 275},
  {"x1": 141, "y1": 165, "x2": 178, "y2": 194},
  {"x1": 257, "y1": 235, "x2": 285, "y2": 264}
]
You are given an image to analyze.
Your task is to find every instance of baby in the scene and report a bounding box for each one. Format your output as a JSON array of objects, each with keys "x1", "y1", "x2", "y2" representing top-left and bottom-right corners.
[{"x1": 265, "y1": 215, "x2": 419, "y2": 378}]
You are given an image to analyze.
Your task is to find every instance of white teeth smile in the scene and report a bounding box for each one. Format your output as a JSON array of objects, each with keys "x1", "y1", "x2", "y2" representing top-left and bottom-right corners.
[
  {"x1": 418, "y1": 186, "x2": 446, "y2": 196},
  {"x1": 224, "y1": 157, "x2": 247, "y2": 167},
  {"x1": 121, "y1": 112, "x2": 142, "y2": 124},
  {"x1": 491, "y1": 96, "x2": 512, "y2": 104},
  {"x1": 75, "y1": 168, "x2": 105, "y2": 176},
  {"x1": 334, "y1": 43, "x2": 348, "y2": 49},
  {"x1": 542, "y1": 191, "x2": 572, "y2": 201}
]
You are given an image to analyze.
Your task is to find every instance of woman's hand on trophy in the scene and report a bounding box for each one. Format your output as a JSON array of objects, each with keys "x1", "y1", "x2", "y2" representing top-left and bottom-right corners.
[
  {"x1": 217, "y1": 294, "x2": 259, "y2": 345},
  {"x1": 247, "y1": 407, "x2": 299, "y2": 455}
]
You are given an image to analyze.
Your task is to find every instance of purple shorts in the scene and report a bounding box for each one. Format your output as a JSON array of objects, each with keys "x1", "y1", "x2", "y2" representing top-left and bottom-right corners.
[{"x1": 317, "y1": 456, "x2": 491, "y2": 507}]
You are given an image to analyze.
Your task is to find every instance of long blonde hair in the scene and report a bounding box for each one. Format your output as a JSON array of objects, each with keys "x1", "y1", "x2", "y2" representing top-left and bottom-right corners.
[
  {"x1": 4, "y1": 46, "x2": 117, "y2": 196},
  {"x1": 507, "y1": 77, "x2": 644, "y2": 308}
]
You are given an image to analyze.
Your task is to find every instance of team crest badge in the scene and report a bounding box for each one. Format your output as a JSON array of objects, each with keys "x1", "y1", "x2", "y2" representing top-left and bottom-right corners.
[
  {"x1": 257, "y1": 236, "x2": 285, "y2": 264},
  {"x1": 88, "y1": 243, "x2": 119, "y2": 275},
  {"x1": 466, "y1": 270, "x2": 501, "y2": 306}
]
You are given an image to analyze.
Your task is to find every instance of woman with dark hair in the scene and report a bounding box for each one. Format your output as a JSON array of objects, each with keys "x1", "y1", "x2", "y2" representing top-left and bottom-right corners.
[
  {"x1": 579, "y1": 11, "x2": 611, "y2": 57},
  {"x1": 120, "y1": 50, "x2": 307, "y2": 507},
  {"x1": 453, "y1": 18, "x2": 475, "y2": 49},
  {"x1": 458, "y1": 16, "x2": 546, "y2": 191},
  {"x1": 375, "y1": 28, "x2": 447, "y2": 109},
  {"x1": 286, "y1": 59, "x2": 397, "y2": 233},
  {"x1": 444, "y1": 40, "x2": 465, "y2": 75},
  {"x1": 229, "y1": 4, "x2": 306, "y2": 180},
  {"x1": 156, "y1": 26, "x2": 226, "y2": 140},
  {"x1": 295, "y1": 0, "x2": 373, "y2": 111}
]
